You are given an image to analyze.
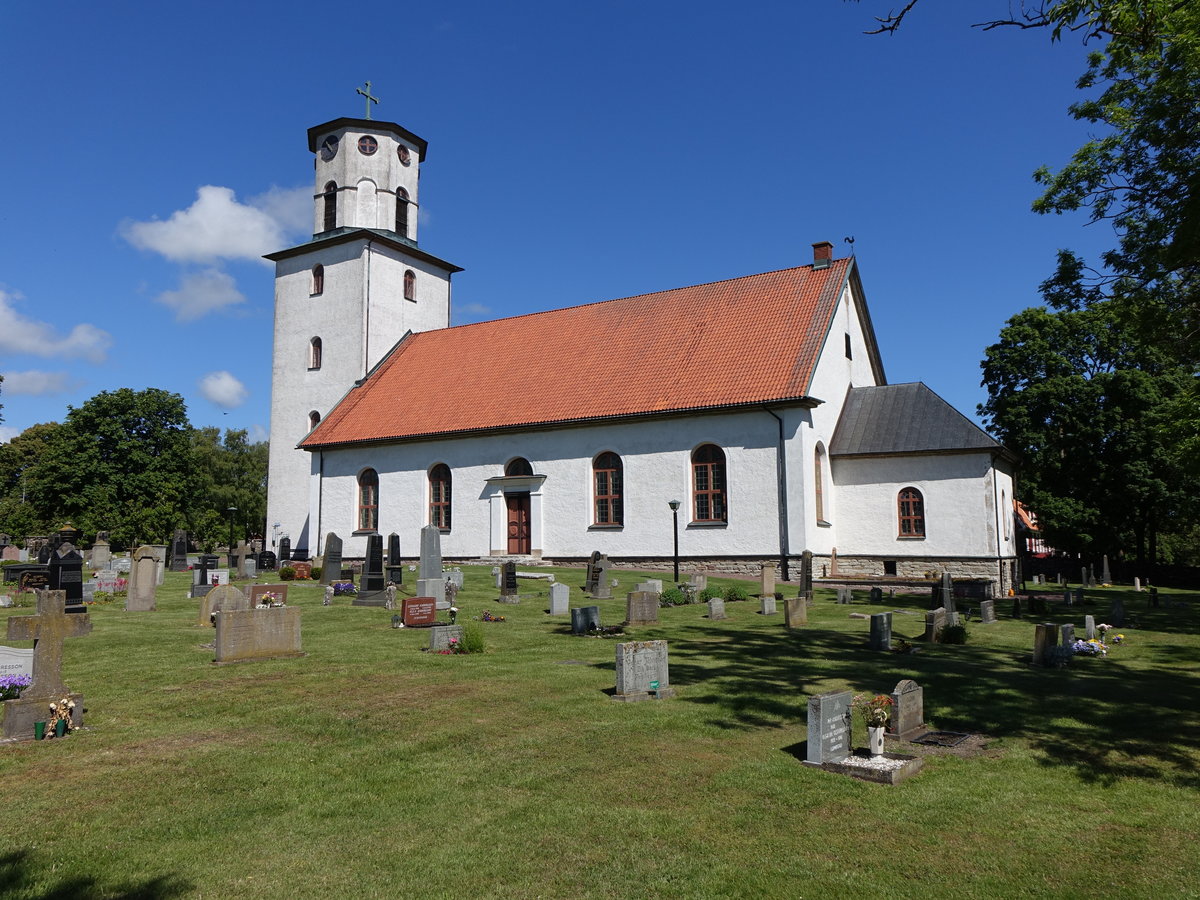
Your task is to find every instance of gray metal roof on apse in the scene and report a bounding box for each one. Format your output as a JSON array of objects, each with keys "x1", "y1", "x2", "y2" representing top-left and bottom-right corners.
[{"x1": 829, "y1": 383, "x2": 1004, "y2": 456}]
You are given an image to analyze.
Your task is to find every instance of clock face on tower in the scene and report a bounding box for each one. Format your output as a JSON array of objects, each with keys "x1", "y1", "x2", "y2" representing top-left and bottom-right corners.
[{"x1": 319, "y1": 135, "x2": 339, "y2": 161}]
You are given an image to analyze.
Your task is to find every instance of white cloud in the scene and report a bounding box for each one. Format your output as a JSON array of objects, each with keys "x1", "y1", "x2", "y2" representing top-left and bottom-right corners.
[
  {"x1": 0, "y1": 289, "x2": 112, "y2": 363},
  {"x1": 122, "y1": 184, "x2": 308, "y2": 264},
  {"x1": 2, "y1": 370, "x2": 75, "y2": 396},
  {"x1": 154, "y1": 269, "x2": 246, "y2": 322},
  {"x1": 249, "y1": 423, "x2": 269, "y2": 444},
  {"x1": 452, "y1": 301, "x2": 492, "y2": 325},
  {"x1": 0, "y1": 426, "x2": 19, "y2": 444},
  {"x1": 199, "y1": 370, "x2": 249, "y2": 409}
]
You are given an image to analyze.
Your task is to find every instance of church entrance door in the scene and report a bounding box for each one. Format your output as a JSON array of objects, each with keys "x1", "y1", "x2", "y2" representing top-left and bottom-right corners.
[{"x1": 506, "y1": 493, "x2": 531, "y2": 555}]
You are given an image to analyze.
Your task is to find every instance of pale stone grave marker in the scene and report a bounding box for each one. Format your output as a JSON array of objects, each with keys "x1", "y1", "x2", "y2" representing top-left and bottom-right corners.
[
  {"x1": 0, "y1": 644, "x2": 34, "y2": 678},
  {"x1": 707, "y1": 598, "x2": 726, "y2": 620},
  {"x1": 625, "y1": 591, "x2": 658, "y2": 626},
  {"x1": 1060, "y1": 623, "x2": 1075, "y2": 647},
  {"x1": 887, "y1": 679, "x2": 925, "y2": 740},
  {"x1": 923, "y1": 607, "x2": 946, "y2": 642},
  {"x1": 805, "y1": 690, "x2": 852, "y2": 765},
  {"x1": 1085, "y1": 614, "x2": 1096, "y2": 639},
  {"x1": 198, "y1": 584, "x2": 250, "y2": 626},
  {"x1": 836, "y1": 587, "x2": 852, "y2": 604},
  {"x1": 549, "y1": 582, "x2": 569, "y2": 615},
  {"x1": 760, "y1": 595, "x2": 777, "y2": 615},
  {"x1": 429, "y1": 625, "x2": 463, "y2": 651},
  {"x1": 784, "y1": 595, "x2": 807, "y2": 628},
  {"x1": 760, "y1": 563, "x2": 775, "y2": 597},
  {"x1": 979, "y1": 599, "x2": 997, "y2": 624},
  {"x1": 418, "y1": 525, "x2": 443, "y2": 582},
  {"x1": 126, "y1": 546, "x2": 158, "y2": 611},
  {"x1": 613, "y1": 640, "x2": 674, "y2": 701},
  {"x1": 214, "y1": 607, "x2": 303, "y2": 663}
]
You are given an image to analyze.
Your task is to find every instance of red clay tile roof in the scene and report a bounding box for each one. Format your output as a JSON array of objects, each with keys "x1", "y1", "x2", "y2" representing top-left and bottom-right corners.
[{"x1": 302, "y1": 258, "x2": 853, "y2": 448}]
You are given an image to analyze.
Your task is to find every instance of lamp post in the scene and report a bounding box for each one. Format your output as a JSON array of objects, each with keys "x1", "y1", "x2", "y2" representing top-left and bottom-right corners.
[
  {"x1": 227, "y1": 506, "x2": 238, "y2": 564},
  {"x1": 668, "y1": 499, "x2": 681, "y2": 583}
]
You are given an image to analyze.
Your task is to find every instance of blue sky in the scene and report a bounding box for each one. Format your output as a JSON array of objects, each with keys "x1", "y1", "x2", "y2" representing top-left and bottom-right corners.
[{"x1": 0, "y1": 1, "x2": 1111, "y2": 444}]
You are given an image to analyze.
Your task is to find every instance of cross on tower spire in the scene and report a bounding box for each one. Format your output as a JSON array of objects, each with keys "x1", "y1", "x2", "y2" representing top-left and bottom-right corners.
[{"x1": 356, "y1": 81, "x2": 379, "y2": 120}]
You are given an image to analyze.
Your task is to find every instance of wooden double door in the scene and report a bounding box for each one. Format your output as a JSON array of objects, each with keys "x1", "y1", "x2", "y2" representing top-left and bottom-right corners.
[{"x1": 506, "y1": 493, "x2": 531, "y2": 555}]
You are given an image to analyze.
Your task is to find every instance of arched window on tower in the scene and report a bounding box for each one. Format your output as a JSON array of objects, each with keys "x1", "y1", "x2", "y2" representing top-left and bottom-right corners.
[
  {"x1": 403, "y1": 269, "x2": 416, "y2": 301},
  {"x1": 311, "y1": 264, "x2": 324, "y2": 295},
  {"x1": 358, "y1": 469, "x2": 379, "y2": 532},
  {"x1": 505, "y1": 457, "x2": 533, "y2": 477},
  {"x1": 692, "y1": 444, "x2": 727, "y2": 523},
  {"x1": 593, "y1": 452, "x2": 623, "y2": 526},
  {"x1": 396, "y1": 187, "x2": 410, "y2": 237},
  {"x1": 898, "y1": 487, "x2": 925, "y2": 538},
  {"x1": 309, "y1": 337, "x2": 322, "y2": 370},
  {"x1": 308, "y1": 410, "x2": 321, "y2": 432},
  {"x1": 322, "y1": 182, "x2": 337, "y2": 232},
  {"x1": 429, "y1": 464, "x2": 451, "y2": 530}
]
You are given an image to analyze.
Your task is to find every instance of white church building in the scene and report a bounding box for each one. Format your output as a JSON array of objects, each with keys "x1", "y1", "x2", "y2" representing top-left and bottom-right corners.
[{"x1": 266, "y1": 115, "x2": 1018, "y2": 591}]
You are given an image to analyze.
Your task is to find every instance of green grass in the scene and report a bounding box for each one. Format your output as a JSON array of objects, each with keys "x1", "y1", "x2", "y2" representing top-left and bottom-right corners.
[{"x1": 2, "y1": 570, "x2": 1199, "y2": 898}]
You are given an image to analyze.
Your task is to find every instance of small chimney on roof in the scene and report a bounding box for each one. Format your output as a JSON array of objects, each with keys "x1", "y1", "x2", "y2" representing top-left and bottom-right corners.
[{"x1": 812, "y1": 241, "x2": 834, "y2": 270}]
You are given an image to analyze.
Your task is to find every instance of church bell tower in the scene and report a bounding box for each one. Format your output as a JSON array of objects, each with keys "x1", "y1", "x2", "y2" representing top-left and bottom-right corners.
[{"x1": 265, "y1": 97, "x2": 463, "y2": 559}]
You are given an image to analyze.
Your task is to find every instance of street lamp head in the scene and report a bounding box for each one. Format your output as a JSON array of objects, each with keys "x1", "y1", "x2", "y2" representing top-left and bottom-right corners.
[
  {"x1": 227, "y1": 506, "x2": 238, "y2": 514},
  {"x1": 668, "y1": 499, "x2": 681, "y2": 511}
]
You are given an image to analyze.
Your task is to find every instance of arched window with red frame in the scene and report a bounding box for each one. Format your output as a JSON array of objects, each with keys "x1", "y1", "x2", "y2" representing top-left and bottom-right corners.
[
  {"x1": 309, "y1": 337, "x2": 322, "y2": 370},
  {"x1": 403, "y1": 269, "x2": 415, "y2": 301},
  {"x1": 358, "y1": 469, "x2": 379, "y2": 532},
  {"x1": 898, "y1": 487, "x2": 925, "y2": 537},
  {"x1": 692, "y1": 444, "x2": 727, "y2": 523},
  {"x1": 429, "y1": 464, "x2": 451, "y2": 530},
  {"x1": 593, "y1": 452, "x2": 623, "y2": 526},
  {"x1": 311, "y1": 264, "x2": 324, "y2": 295}
]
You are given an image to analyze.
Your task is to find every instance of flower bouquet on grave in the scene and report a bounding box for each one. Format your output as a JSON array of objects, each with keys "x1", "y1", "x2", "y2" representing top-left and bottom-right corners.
[
  {"x1": 46, "y1": 697, "x2": 76, "y2": 737},
  {"x1": 1071, "y1": 638, "x2": 1107, "y2": 657},
  {"x1": 1111, "y1": 633, "x2": 1125, "y2": 645},
  {"x1": 257, "y1": 591, "x2": 285, "y2": 608},
  {"x1": 332, "y1": 582, "x2": 357, "y2": 596},
  {"x1": 853, "y1": 692, "x2": 893, "y2": 729},
  {"x1": 481, "y1": 609, "x2": 506, "y2": 622},
  {"x1": 0, "y1": 674, "x2": 31, "y2": 701},
  {"x1": 436, "y1": 637, "x2": 466, "y2": 655}
]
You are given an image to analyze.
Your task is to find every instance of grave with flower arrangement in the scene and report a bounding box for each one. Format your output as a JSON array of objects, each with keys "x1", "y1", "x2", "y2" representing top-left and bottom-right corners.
[{"x1": 3, "y1": 589, "x2": 91, "y2": 741}]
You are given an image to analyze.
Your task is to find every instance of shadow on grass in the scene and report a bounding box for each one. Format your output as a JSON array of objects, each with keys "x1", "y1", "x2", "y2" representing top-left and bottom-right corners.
[
  {"x1": 665, "y1": 606, "x2": 1200, "y2": 789},
  {"x1": 0, "y1": 850, "x2": 192, "y2": 900}
]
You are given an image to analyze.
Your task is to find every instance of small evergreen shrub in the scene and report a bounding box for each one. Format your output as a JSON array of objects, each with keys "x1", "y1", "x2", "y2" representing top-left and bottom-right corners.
[
  {"x1": 723, "y1": 585, "x2": 749, "y2": 602},
  {"x1": 279, "y1": 566, "x2": 296, "y2": 581},
  {"x1": 309, "y1": 567, "x2": 322, "y2": 581},
  {"x1": 938, "y1": 623, "x2": 969, "y2": 644},
  {"x1": 698, "y1": 587, "x2": 722, "y2": 603},
  {"x1": 461, "y1": 620, "x2": 486, "y2": 654},
  {"x1": 659, "y1": 587, "x2": 686, "y2": 607}
]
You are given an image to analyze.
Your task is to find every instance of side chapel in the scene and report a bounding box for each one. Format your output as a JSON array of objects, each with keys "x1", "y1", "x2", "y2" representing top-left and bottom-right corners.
[{"x1": 266, "y1": 114, "x2": 1018, "y2": 592}]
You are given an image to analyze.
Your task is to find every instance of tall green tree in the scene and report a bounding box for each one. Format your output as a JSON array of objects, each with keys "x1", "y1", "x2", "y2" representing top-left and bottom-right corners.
[
  {"x1": 0, "y1": 422, "x2": 66, "y2": 538},
  {"x1": 189, "y1": 427, "x2": 269, "y2": 549},
  {"x1": 28, "y1": 388, "x2": 196, "y2": 549}
]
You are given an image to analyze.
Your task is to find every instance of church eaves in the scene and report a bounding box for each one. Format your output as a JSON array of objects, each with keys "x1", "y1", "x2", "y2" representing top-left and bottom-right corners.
[{"x1": 301, "y1": 257, "x2": 855, "y2": 449}]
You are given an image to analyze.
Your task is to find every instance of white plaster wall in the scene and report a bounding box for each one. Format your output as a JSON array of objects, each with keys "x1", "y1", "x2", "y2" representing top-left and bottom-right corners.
[
  {"x1": 307, "y1": 409, "x2": 792, "y2": 560},
  {"x1": 831, "y1": 452, "x2": 1004, "y2": 557}
]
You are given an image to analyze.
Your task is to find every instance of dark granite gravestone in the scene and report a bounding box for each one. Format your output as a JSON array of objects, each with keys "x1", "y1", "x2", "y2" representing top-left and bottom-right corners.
[
  {"x1": 571, "y1": 606, "x2": 601, "y2": 634},
  {"x1": 37, "y1": 544, "x2": 52, "y2": 564},
  {"x1": 320, "y1": 532, "x2": 343, "y2": 585},
  {"x1": 1101, "y1": 555, "x2": 1111, "y2": 584},
  {"x1": 887, "y1": 679, "x2": 925, "y2": 740},
  {"x1": 1150, "y1": 587, "x2": 1159, "y2": 608},
  {"x1": 170, "y1": 529, "x2": 190, "y2": 572},
  {"x1": 48, "y1": 543, "x2": 85, "y2": 613},
  {"x1": 3, "y1": 590, "x2": 92, "y2": 740},
  {"x1": 1012, "y1": 596, "x2": 1023, "y2": 618},
  {"x1": 869, "y1": 586, "x2": 884, "y2": 604},
  {"x1": 278, "y1": 537, "x2": 291, "y2": 564},
  {"x1": 256, "y1": 550, "x2": 277, "y2": 571},
  {"x1": 387, "y1": 532, "x2": 401, "y2": 567},
  {"x1": 17, "y1": 566, "x2": 50, "y2": 593},
  {"x1": 363, "y1": 534, "x2": 385, "y2": 592},
  {"x1": 805, "y1": 690, "x2": 853, "y2": 766},
  {"x1": 836, "y1": 587, "x2": 852, "y2": 604},
  {"x1": 501, "y1": 562, "x2": 518, "y2": 598},
  {"x1": 584, "y1": 551, "x2": 602, "y2": 593},
  {"x1": 869, "y1": 612, "x2": 892, "y2": 651},
  {"x1": 1110, "y1": 597, "x2": 1126, "y2": 627},
  {"x1": 0, "y1": 533, "x2": 9, "y2": 551}
]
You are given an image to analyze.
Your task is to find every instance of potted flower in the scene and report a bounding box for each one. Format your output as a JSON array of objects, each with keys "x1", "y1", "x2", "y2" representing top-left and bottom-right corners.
[{"x1": 854, "y1": 692, "x2": 893, "y2": 756}]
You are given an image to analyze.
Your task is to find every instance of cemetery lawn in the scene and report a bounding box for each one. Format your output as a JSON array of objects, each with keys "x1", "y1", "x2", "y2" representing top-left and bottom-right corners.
[{"x1": 2, "y1": 571, "x2": 1199, "y2": 899}]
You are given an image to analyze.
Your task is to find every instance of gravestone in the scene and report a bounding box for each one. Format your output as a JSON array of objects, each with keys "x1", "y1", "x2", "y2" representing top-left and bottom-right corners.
[
  {"x1": 278, "y1": 537, "x2": 291, "y2": 564},
  {"x1": 923, "y1": 607, "x2": 947, "y2": 642},
  {"x1": 446, "y1": 568, "x2": 464, "y2": 590},
  {"x1": 869, "y1": 612, "x2": 892, "y2": 651},
  {"x1": 0, "y1": 644, "x2": 34, "y2": 678},
  {"x1": 869, "y1": 586, "x2": 884, "y2": 604},
  {"x1": 1080, "y1": 566, "x2": 1088, "y2": 588},
  {"x1": 320, "y1": 532, "x2": 343, "y2": 585},
  {"x1": 1101, "y1": 555, "x2": 1111, "y2": 584},
  {"x1": 571, "y1": 606, "x2": 601, "y2": 634},
  {"x1": 214, "y1": 607, "x2": 304, "y2": 663},
  {"x1": 549, "y1": 583, "x2": 569, "y2": 615},
  {"x1": 805, "y1": 690, "x2": 852, "y2": 766},
  {"x1": 1012, "y1": 596, "x2": 1023, "y2": 618},
  {"x1": 836, "y1": 586, "x2": 852, "y2": 604},
  {"x1": 635, "y1": 579, "x2": 663, "y2": 594},
  {"x1": 1060, "y1": 623, "x2": 1075, "y2": 647},
  {"x1": 584, "y1": 552, "x2": 602, "y2": 592},
  {"x1": 17, "y1": 566, "x2": 50, "y2": 594},
  {"x1": 1150, "y1": 586, "x2": 1159, "y2": 608},
  {"x1": 362, "y1": 534, "x2": 386, "y2": 592},
  {"x1": 760, "y1": 595, "x2": 777, "y2": 615},
  {"x1": 707, "y1": 598, "x2": 726, "y2": 620},
  {"x1": 249, "y1": 583, "x2": 289, "y2": 607},
  {"x1": 760, "y1": 564, "x2": 776, "y2": 598},
  {"x1": 1063, "y1": 590, "x2": 1073, "y2": 607},
  {"x1": 689, "y1": 572, "x2": 708, "y2": 592},
  {"x1": 387, "y1": 532, "x2": 402, "y2": 568},
  {"x1": 800, "y1": 550, "x2": 813, "y2": 598},
  {"x1": 198, "y1": 584, "x2": 250, "y2": 626},
  {"x1": 3, "y1": 590, "x2": 92, "y2": 740},
  {"x1": 1087, "y1": 568, "x2": 1098, "y2": 589},
  {"x1": 625, "y1": 591, "x2": 659, "y2": 626},
  {"x1": 1133, "y1": 577, "x2": 1141, "y2": 592},
  {"x1": 1085, "y1": 614, "x2": 1096, "y2": 640},
  {"x1": 256, "y1": 550, "x2": 277, "y2": 571},
  {"x1": 96, "y1": 571, "x2": 120, "y2": 594},
  {"x1": 112, "y1": 556, "x2": 131, "y2": 574},
  {"x1": 90, "y1": 538, "x2": 111, "y2": 571},
  {"x1": 784, "y1": 595, "x2": 807, "y2": 628},
  {"x1": 1032, "y1": 622, "x2": 1057, "y2": 665},
  {"x1": 170, "y1": 529, "x2": 190, "y2": 572},
  {"x1": 586, "y1": 553, "x2": 612, "y2": 598},
  {"x1": 429, "y1": 625, "x2": 464, "y2": 651},
  {"x1": 887, "y1": 679, "x2": 925, "y2": 740},
  {"x1": 979, "y1": 599, "x2": 997, "y2": 624},
  {"x1": 500, "y1": 562, "x2": 519, "y2": 601},
  {"x1": 232, "y1": 541, "x2": 249, "y2": 579},
  {"x1": 402, "y1": 596, "x2": 437, "y2": 626},
  {"x1": 418, "y1": 525, "x2": 443, "y2": 582},
  {"x1": 613, "y1": 640, "x2": 674, "y2": 701},
  {"x1": 1109, "y1": 597, "x2": 1126, "y2": 628},
  {"x1": 126, "y1": 546, "x2": 158, "y2": 611},
  {"x1": 48, "y1": 542, "x2": 85, "y2": 612},
  {"x1": 941, "y1": 572, "x2": 954, "y2": 609}
]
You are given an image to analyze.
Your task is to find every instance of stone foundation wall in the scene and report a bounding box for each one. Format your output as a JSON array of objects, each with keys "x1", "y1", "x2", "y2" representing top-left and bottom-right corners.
[{"x1": 819, "y1": 555, "x2": 1016, "y2": 594}]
